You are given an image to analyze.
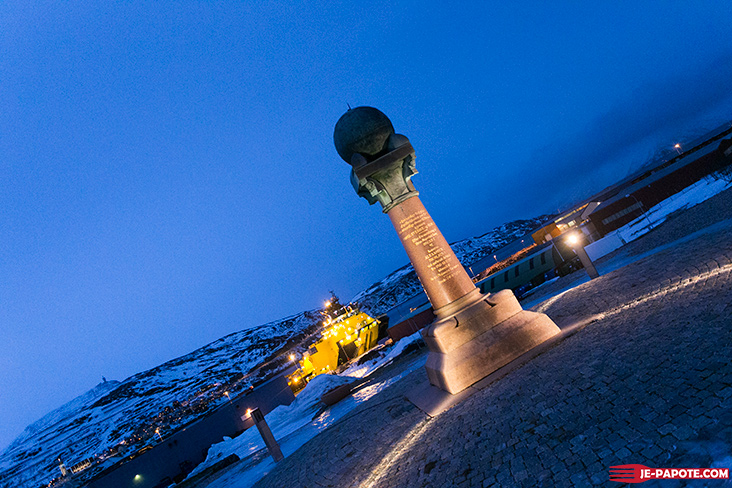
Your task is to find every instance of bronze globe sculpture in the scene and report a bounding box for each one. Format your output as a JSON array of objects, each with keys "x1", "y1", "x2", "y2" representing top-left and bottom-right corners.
[{"x1": 333, "y1": 106, "x2": 395, "y2": 164}]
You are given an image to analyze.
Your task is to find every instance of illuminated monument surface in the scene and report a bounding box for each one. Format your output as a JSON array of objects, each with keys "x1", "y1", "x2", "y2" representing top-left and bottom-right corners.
[{"x1": 334, "y1": 107, "x2": 561, "y2": 394}]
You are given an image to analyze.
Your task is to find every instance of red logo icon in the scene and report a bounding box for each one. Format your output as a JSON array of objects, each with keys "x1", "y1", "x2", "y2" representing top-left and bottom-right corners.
[{"x1": 610, "y1": 464, "x2": 730, "y2": 483}]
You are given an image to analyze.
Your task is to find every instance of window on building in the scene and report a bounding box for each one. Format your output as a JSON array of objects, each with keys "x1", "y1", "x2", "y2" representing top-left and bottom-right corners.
[{"x1": 601, "y1": 201, "x2": 643, "y2": 225}]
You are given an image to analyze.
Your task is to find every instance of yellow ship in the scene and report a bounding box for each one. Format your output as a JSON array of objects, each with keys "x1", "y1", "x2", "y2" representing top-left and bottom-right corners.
[{"x1": 287, "y1": 294, "x2": 380, "y2": 393}]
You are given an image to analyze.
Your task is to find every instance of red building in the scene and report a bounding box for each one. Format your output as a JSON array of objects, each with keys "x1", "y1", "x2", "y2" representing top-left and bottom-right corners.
[{"x1": 589, "y1": 134, "x2": 732, "y2": 236}]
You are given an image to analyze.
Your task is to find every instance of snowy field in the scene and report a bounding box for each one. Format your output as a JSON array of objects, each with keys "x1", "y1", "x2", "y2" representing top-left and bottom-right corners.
[{"x1": 183, "y1": 332, "x2": 425, "y2": 488}]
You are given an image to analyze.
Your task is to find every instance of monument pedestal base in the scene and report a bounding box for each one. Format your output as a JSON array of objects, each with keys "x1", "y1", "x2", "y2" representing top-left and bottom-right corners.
[{"x1": 422, "y1": 289, "x2": 560, "y2": 395}]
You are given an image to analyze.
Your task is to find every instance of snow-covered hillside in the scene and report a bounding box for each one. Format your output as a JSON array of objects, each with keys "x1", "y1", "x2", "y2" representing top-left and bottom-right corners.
[
  {"x1": 0, "y1": 311, "x2": 324, "y2": 488},
  {"x1": 0, "y1": 217, "x2": 546, "y2": 488}
]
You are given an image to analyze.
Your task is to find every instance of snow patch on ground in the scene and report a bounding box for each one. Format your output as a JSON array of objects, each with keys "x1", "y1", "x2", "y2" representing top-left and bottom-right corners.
[
  {"x1": 586, "y1": 176, "x2": 732, "y2": 263},
  {"x1": 340, "y1": 331, "x2": 423, "y2": 378},
  {"x1": 618, "y1": 176, "x2": 732, "y2": 243}
]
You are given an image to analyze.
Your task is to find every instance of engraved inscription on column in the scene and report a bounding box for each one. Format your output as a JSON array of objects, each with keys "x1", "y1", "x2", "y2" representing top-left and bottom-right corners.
[{"x1": 397, "y1": 209, "x2": 462, "y2": 284}]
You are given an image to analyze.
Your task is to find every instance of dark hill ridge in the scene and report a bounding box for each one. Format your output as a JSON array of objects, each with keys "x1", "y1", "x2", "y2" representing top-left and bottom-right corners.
[{"x1": 0, "y1": 216, "x2": 545, "y2": 488}]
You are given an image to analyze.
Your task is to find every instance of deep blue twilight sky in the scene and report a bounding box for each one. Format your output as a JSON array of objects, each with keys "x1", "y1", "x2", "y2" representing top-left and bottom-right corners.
[{"x1": 2, "y1": 1, "x2": 732, "y2": 449}]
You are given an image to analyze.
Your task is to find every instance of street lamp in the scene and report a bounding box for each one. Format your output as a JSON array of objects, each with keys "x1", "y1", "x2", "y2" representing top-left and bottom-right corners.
[
  {"x1": 674, "y1": 143, "x2": 682, "y2": 155},
  {"x1": 566, "y1": 232, "x2": 599, "y2": 279}
]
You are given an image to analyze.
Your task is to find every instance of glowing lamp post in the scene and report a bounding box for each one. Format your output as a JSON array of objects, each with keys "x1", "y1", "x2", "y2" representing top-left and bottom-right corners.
[
  {"x1": 566, "y1": 232, "x2": 599, "y2": 279},
  {"x1": 674, "y1": 143, "x2": 682, "y2": 155}
]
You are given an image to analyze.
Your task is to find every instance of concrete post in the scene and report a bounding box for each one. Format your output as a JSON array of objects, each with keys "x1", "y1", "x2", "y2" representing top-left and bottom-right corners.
[
  {"x1": 575, "y1": 245, "x2": 600, "y2": 279},
  {"x1": 250, "y1": 408, "x2": 284, "y2": 462}
]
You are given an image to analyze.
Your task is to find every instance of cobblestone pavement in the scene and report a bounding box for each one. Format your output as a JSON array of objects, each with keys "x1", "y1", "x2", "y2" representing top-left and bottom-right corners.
[{"x1": 248, "y1": 189, "x2": 732, "y2": 488}]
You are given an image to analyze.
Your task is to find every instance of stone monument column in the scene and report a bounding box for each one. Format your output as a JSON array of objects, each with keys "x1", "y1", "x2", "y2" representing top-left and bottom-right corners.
[
  {"x1": 388, "y1": 195, "x2": 475, "y2": 310},
  {"x1": 334, "y1": 107, "x2": 560, "y2": 394}
]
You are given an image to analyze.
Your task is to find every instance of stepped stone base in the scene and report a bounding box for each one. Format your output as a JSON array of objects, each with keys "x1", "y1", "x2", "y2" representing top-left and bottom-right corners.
[{"x1": 422, "y1": 288, "x2": 560, "y2": 394}]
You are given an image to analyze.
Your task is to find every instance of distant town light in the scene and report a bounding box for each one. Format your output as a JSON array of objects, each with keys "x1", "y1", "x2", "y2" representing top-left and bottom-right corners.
[{"x1": 289, "y1": 354, "x2": 295, "y2": 362}]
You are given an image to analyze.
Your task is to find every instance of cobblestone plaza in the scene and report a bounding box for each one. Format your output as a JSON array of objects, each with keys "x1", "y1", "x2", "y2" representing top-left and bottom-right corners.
[{"x1": 246, "y1": 187, "x2": 732, "y2": 488}]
